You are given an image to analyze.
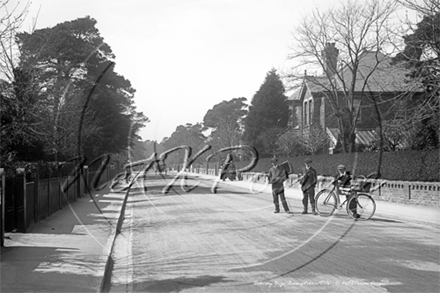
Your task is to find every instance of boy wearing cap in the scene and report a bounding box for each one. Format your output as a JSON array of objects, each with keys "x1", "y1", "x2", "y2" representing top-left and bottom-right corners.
[
  {"x1": 268, "y1": 157, "x2": 292, "y2": 214},
  {"x1": 299, "y1": 158, "x2": 318, "y2": 215},
  {"x1": 333, "y1": 165, "x2": 360, "y2": 218},
  {"x1": 334, "y1": 164, "x2": 351, "y2": 187}
]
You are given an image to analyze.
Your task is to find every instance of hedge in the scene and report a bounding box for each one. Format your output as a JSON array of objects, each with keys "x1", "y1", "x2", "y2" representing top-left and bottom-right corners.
[{"x1": 234, "y1": 149, "x2": 439, "y2": 182}]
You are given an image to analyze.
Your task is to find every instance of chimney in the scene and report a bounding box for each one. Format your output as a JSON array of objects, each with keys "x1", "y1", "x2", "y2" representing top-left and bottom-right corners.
[{"x1": 322, "y1": 43, "x2": 339, "y2": 76}]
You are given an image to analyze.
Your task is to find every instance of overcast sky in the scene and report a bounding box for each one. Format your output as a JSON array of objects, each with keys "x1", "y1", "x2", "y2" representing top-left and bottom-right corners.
[{"x1": 17, "y1": 0, "x2": 396, "y2": 142}]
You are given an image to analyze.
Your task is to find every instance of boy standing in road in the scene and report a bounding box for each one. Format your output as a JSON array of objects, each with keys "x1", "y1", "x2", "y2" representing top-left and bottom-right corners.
[
  {"x1": 300, "y1": 158, "x2": 318, "y2": 215},
  {"x1": 268, "y1": 157, "x2": 293, "y2": 214}
]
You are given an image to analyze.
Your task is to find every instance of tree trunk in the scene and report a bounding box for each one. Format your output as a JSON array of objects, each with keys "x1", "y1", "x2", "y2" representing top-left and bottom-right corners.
[
  {"x1": 371, "y1": 94, "x2": 383, "y2": 178},
  {"x1": 336, "y1": 115, "x2": 349, "y2": 153}
]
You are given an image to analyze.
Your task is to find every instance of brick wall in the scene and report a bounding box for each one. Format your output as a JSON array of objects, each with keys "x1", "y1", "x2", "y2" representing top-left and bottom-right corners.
[
  {"x1": 192, "y1": 169, "x2": 439, "y2": 208},
  {"x1": 316, "y1": 176, "x2": 439, "y2": 208}
]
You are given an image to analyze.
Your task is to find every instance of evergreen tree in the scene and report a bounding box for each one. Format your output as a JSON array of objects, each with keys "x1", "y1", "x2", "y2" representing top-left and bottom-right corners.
[
  {"x1": 203, "y1": 97, "x2": 247, "y2": 152},
  {"x1": 392, "y1": 2, "x2": 439, "y2": 150},
  {"x1": 161, "y1": 123, "x2": 207, "y2": 165},
  {"x1": 243, "y1": 69, "x2": 289, "y2": 156},
  {"x1": 13, "y1": 16, "x2": 148, "y2": 160}
]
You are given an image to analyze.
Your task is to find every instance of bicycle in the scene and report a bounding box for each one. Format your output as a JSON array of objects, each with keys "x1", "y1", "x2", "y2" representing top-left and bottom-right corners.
[{"x1": 314, "y1": 175, "x2": 376, "y2": 220}]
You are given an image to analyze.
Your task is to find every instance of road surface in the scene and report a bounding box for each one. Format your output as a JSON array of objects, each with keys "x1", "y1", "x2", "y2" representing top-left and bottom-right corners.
[{"x1": 109, "y1": 174, "x2": 440, "y2": 293}]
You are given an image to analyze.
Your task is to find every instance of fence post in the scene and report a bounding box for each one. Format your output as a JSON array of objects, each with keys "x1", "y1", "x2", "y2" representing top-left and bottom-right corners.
[
  {"x1": 47, "y1": 167, "x2": 51, "y2": 217},
  {"x1": 34, "y1": 172, "x2": 39, "y2": 224},
  {"x1": 1, "y1": 168, "x2": 5, "y2": 247},
  {"x1": 83, "y1": 166, "x2": 89, "y2": 198},
  {"x1": 16, "y1": 168, "x2": 26, "y2": 232},
  {"x1": 56, "y1": 163, "x2": 61, "y2": 209},
  {"x1": 76, "y1": 165, "x2": 82, "y2": 200}
]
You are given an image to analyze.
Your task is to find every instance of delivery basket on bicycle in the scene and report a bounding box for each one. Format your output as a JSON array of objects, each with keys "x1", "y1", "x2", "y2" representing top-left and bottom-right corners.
[{"x1": 351, "y1": 178, "x2": 372, "y2": 192}]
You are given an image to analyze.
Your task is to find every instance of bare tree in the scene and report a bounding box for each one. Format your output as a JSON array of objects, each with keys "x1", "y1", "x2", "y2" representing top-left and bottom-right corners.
[
  {"x1": 0, "y1": 1, "x2": 37, "y2": 164},
  {"x1": 0, "y1": 0, "x2": 33, "y2": 81},
  {"x1": 277, "y1": 128, "x2": 305, "y2": 157},
  {"x1": 299, "y1": 124, "x2": 329, "y2": 155},
  {"x1": 287, "y1": 0, "x2": 402, "y2": 153},
  {"x1": 398, "y1": 0, "x2": 439, "y2": 16}
]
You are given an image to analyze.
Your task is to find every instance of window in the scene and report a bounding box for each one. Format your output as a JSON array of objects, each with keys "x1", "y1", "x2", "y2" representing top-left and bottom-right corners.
[{"x1": 304, "y1": 101, "x2": 308, "y2": 125}]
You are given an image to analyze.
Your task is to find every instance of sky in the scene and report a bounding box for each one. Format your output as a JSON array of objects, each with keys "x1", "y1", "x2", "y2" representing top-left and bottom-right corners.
[{"x1": 14, "y1": 0, "x2": 381, "y2": 142}]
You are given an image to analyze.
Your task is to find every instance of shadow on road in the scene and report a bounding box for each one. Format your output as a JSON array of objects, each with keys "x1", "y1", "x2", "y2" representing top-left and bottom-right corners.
[
  {"x1": 368, "y1": 218, "x2": 401, "y2": 224},
  {"x1": 129, "y1": 275, "x2": 232, "y2": 292}
]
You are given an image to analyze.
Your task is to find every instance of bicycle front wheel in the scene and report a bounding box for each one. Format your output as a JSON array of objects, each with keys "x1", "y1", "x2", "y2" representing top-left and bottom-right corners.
[
  {"x1": 315, "y1": 189, "x2": 337, "y2": 217},
  {"x1": 347, "y1": 193, "x2": 376, "y2": 220}
]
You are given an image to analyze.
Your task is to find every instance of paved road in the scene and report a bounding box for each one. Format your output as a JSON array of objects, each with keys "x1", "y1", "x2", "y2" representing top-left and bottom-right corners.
[{"x1": 107, "y1": 174, "x2": 440, "y2": 293}]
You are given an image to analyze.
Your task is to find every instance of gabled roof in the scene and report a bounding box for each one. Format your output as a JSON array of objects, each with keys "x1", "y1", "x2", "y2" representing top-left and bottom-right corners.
[
  {"x1": 287, "y1": 76, "x2": 330, "y2": 101},
  {"x1": 288, "y1": 50, "x2": 420, "y2": 101},
  {"x1": 288, "y1": 87, "x2": 302, "y2": 101},
  {"x1": 306, "y1": 76, "x2": 332, "y2": 92},
  {"x1": 338, "y1": 51, "x2": 414, "y2": 92}
]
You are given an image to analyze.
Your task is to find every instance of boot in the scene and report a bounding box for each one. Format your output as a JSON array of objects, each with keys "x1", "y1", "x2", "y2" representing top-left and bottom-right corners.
[
  {"x1": 301, "y1": 208, "x2": 308, "y2": 214},
  {"x1": 311, "y1": 204, "x2": 318, "y2": 215}
]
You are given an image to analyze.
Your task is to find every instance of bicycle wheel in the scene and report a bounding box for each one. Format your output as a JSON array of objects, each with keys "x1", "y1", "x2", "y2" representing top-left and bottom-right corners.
[
  {"x1": 347, "y1": 193, "x2": 376, "y2": 220},
  {"x1": 315, "y1": 189, "x2": 337, "y2": 217}
]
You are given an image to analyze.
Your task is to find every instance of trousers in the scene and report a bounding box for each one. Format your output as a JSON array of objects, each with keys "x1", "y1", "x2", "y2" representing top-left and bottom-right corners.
[
  {"x1": 272, "y1": 189, "x2": 289, "y2": 212},
  {"x1": 302, "y1": 187, "x2": 316, "y2": 210}
]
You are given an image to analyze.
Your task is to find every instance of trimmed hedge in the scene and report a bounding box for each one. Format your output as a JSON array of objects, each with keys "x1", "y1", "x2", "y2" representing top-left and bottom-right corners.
[{"x1": 235, "y1": 149, "x2": 439, "y2": 182}]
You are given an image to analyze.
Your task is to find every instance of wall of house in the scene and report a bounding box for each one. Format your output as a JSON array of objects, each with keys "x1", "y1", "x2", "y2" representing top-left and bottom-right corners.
[
  {"x1": 312, "y1": 98, "x2": 322, "y2": 126},
  {"x1": 320, "y1": 97, "x2": 326, "y2": 129},
  {"x1": 290, "y1": 100, "x2": 303, "y2": 130},
  {"x1": 296, "y1": 92, "x2": 329, "y2": 132},
  {"x1": 294, "y1": 91, "x2": 413, "y2": 134},
  {"x1": 339, "y1": 92, "x2": 409, "y2": 130},
  {"x1": 323, "y1": 97, "x2": 339, "y2": 129}
]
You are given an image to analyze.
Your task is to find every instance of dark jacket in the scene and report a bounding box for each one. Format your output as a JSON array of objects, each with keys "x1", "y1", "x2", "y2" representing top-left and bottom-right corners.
[
  {"x1": 268, "y1": 165, "x2": 288, "y2": 192},
  {"x1": 300, "y1": 166, "x2": 317, "y2": 192},
  {"x1": 333, "y1": 171, "x2": 351, "y2": 188}
]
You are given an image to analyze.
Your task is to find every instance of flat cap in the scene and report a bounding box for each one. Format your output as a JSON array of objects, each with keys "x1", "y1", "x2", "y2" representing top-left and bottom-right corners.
[
  {"x1": 337, "y1": 164, "x2": 346, "y2": 169},
  {"x1": 304, "y1": 158, "x2": 312, "y2": 164}
]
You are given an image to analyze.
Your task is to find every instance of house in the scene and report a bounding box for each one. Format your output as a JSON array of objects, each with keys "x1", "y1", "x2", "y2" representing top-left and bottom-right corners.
[{"x1": 288, "y1": 43, "x2": 420, "y2": 154}]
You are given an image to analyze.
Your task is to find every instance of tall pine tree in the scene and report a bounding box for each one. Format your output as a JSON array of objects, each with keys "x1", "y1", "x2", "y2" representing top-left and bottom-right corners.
[
  {"x1": 243, "y1": 69, "x2": 289, "y2": 156},
  {"x1": 14, "y1": 16, "x2": 148, "y2": 160}
]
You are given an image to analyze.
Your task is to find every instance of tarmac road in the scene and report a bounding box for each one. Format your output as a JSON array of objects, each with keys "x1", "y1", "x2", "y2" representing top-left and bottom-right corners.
[{"x1": 108, "y1": 174, "x2": 440, "y2": 293}]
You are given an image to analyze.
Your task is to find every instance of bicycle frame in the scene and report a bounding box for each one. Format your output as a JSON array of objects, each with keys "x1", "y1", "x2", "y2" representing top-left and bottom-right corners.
[
  {"x1": 326, "y1": 185, "x2": 352, "y2": 209},
  {"x1": 315, "y1": 182, "x2": 377, "y2": 220}
]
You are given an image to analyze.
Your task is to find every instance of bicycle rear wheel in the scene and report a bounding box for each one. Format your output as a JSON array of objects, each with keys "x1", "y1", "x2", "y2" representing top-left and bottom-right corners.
[
  {"x1": 315, "y1": 189, "x2": 337, "y2": 217},
  {"x1": 347, "y1": 193, "x2": 376, "y2": 220}
]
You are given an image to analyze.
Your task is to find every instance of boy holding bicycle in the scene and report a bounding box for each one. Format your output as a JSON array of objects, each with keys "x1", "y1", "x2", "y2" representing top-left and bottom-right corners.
[{"x1": 333, "y1": 164, "x2": 360, "y2": 218}]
